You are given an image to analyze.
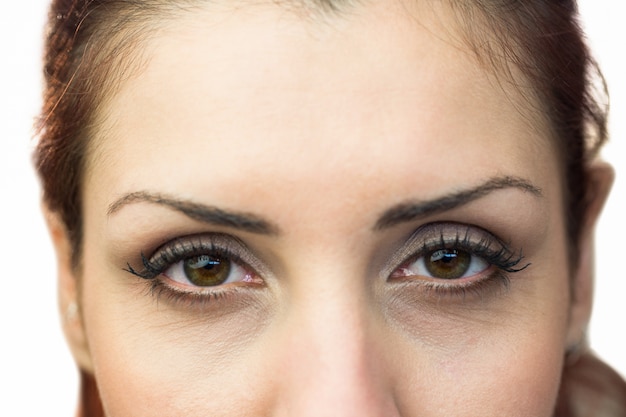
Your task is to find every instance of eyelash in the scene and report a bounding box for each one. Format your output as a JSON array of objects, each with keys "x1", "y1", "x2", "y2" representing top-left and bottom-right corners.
[
  {"x1": 125, "y1": 235, "x2": 261, "y2": 306},
  {"x1": 389, "y1": 223, "x2": 530, "y2": 298},
  {"x1": 124, "y1": 224, "x2": 529, "y2": 305}
]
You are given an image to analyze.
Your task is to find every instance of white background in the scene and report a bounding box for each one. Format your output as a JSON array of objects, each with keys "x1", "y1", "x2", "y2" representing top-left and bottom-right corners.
[{"x1": 0, "y1": 2, "x2": 623, "y2": 416}]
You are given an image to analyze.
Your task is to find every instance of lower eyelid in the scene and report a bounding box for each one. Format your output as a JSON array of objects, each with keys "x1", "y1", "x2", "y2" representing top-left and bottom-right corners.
[
  {"x1": 157, "y1": 276, "x2": 263, "y2": 294},
  {"x1": 392, "y1": 255, "x2": 493, "y2": 281},
  {"x1": 388, "y1": 267, "x2": 512, "y2": 304},
  {"x1": 144, "y1": 277, "x2": 269, "y2": 314}
]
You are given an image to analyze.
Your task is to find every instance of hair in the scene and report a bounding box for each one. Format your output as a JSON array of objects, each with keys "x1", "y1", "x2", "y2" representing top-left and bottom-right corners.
[
  {"x1": 35, "y1": 0, "x2": 625, "y2": 415},
  {"x1": 35, "y1": 0, "x2": 607, "y2": 269}
]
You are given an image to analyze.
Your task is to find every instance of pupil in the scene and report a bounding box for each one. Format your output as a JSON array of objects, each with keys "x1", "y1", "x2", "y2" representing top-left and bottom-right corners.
[
  {"x1": 183, "y1": 255, "x2": 231, "y2": 286},
  {"x1": 426, "y1": 249, "x2": 471, "y2": 279}
]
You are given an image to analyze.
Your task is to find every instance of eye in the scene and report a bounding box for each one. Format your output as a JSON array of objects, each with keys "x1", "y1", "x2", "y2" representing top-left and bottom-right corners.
[
  {"x1": 393, "y1": 248, "x2": 490, "y2": 280},
  {"x1": 387, "y1": 223, "x2": 530, "y2": 286},
  {"x1": 164, "y1": 254, "x2": 256, "y2": 287},
  {"x1": 124, "y1": 234, "x2": 265, "y2": 290}
]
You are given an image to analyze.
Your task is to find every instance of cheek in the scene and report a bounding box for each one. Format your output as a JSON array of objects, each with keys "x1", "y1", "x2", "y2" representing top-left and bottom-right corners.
[
  {"x1": 79, "y1": 250, "x2": 276, "y2": 416},
  {"x1": 387, "y1": 309, "x2": 568, "y2": 416},
  {"x1": 90, "y1": 346, "x2": 270, "y2": 417},
  {"x1": 464, "y1": 330, "x2": 565, "y2": 415},
  {"x1": 82, "y1": 303, "x2": 275, "y2": 416},
  {"x1": 435, "y1": 337, "x2": 564, "y2": 415},
  {"x1": 385, "y1": 252, "x2": 571, "y2": 414}
]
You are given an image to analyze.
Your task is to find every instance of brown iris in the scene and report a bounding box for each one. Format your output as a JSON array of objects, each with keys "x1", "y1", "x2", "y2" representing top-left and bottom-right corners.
[
  {"x1": 183, "y1": 255, "x2": 231, "y2": 286},
  {"x1": 425, "y1": 249, "x2": 471, "y2": 279}
]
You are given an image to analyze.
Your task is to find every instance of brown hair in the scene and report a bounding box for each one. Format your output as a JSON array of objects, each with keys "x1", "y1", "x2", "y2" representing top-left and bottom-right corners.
[
  {"x1": 36, "y1": 0, "x2": 180, "y2": 266},
  {"x1": 35, "y1": 0, "x2": 624, "y2": 415},
  {"x1": 35, "y1": 0, "x2": 607, "y2": 267}
]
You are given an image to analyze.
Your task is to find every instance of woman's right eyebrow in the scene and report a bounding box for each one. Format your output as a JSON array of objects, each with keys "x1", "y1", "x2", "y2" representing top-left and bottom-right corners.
[{"x1": 107, "y1": 191, "x2": 280, "y2": 236}]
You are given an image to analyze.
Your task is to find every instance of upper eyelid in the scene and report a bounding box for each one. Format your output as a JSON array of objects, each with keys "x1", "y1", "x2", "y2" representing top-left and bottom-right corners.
[
  {"x1": 128, "y1": 233, "x2": 272, "y2": 279},
  {"x1": 380, "y1": 222, "x2": 513, "y2": 277}
]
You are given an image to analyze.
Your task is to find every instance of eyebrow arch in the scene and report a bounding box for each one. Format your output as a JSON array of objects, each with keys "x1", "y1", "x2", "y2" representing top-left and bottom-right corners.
[
  {"x1": 107, "y1": 191, "x2": 280, "y2": 235},
  {"x1": 374, "y1": 176, "x2": 542, "y2": 231}
]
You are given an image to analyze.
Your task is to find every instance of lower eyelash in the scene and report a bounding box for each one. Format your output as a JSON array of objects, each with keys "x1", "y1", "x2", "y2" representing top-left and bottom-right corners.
[
  {"x1": 143, "y1": 277, "x2": 256, "y2": 311},
  {"x1": 389, "y1": 268, "x2": 513, "y2": 307},
  {"x1": 418, "y1": 269, "x2": 512, "y2": 300}
]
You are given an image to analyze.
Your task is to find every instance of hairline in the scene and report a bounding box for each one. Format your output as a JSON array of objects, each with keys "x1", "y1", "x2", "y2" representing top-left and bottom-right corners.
[{"x1": 54, "y1": 0, "x2": 576, "y2": 269}]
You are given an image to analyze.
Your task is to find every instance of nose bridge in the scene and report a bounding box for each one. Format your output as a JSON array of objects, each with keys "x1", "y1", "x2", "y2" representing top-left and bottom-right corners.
[{"x1": 273, "y1": 266, "x2": 400, "y2": 417}]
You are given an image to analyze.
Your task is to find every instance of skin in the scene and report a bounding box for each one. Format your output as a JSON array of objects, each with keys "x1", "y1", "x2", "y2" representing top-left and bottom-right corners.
[{"x1": 47, "y1": 1, "x2": 613, "y2": 416}]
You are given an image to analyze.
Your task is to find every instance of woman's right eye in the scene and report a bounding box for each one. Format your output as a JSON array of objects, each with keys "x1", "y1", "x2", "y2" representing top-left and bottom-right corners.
[
  {"x1": 164, "y1": 254, "x2": 259, "y2": 287},
  {"x1": 125, "y1": 234, "x2": 265, "y2": 292}
]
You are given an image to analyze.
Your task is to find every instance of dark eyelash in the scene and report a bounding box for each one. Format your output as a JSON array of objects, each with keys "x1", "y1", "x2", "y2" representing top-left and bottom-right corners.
[
  {"x1": 386, "y1": 224, "x2": 526, "y2": 303},
  {"x1": 124, "y1": 235, "x2": 249, "y2": 280},
  {"x1": 406, "y1": 223, "x2": 530, "y2": 275},
  {"x1": 386, "y1": 222, "x2": 531, "y2": 302},
  {"x1": 419, "y1": 227, "x2": 530, "y2": 274}
]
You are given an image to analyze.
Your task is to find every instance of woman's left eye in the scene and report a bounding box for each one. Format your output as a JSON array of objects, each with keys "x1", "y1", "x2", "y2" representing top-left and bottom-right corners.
[
  {"x1": 163, "y1": 254, "x2": 256, "y2": 287},
  {"x1": 392, "y1": 248, "x2": 490, "y2": 280}
]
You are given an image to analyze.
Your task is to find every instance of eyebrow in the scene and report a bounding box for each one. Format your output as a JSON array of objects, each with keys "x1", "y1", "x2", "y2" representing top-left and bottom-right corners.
[
  {"x1": 373, "y1": 176, "x2": 542, "y2": 231},
  {"x1": 108, "y1": 176, "x2": 540, "y2": 235},
  {"x1": 107, "y1": 191, "x2": 280, "y2": 235}
]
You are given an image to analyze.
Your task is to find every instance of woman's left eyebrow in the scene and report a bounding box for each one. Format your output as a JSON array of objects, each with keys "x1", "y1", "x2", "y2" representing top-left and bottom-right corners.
[
  {"x1": 373, "y1": 175, "x2": 542, "y2": 231},
  {"x1": 107, "y1": 191, "x2": 280, "y2": 235}
]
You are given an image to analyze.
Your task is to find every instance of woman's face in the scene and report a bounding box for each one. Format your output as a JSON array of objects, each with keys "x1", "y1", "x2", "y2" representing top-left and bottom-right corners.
[{"x1": 74, "y1": 2, "x2": 581, "y2": 416}]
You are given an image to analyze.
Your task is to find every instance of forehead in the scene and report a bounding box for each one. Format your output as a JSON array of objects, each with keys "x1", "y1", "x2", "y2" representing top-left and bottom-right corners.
[{"x1": 88, "y1": 2, "x2": 555, "y2": 220}]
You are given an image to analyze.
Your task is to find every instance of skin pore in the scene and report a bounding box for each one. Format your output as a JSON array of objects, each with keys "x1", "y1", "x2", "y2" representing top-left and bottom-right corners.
[{"x1": 48, "y1": 1, "x2": 611, "y2": 416}]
